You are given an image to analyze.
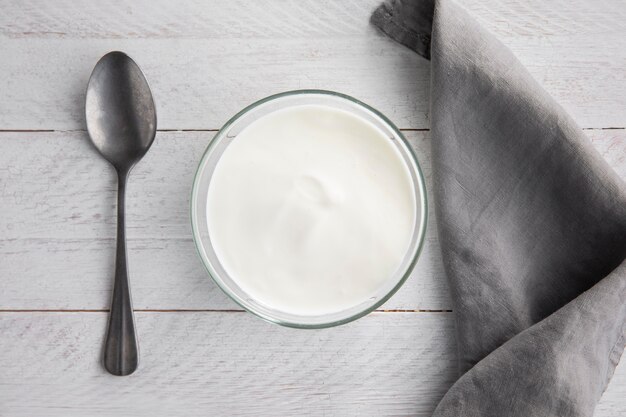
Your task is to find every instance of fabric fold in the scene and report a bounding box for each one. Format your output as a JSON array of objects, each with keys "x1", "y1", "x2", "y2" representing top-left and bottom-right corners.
[{"x1": 372, "y1": 1, "x2": 626, "y2": 415}]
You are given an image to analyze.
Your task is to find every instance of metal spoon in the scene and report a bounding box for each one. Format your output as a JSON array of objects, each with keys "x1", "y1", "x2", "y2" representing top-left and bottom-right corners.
[{"x1": 85, "y1": 51, "x2": 157, "y2": 376}]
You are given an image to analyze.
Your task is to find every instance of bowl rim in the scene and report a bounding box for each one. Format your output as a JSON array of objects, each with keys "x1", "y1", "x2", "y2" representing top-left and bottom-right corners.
[{"x1": 190, "y1": 89, "x2": 428, "y2": 328}]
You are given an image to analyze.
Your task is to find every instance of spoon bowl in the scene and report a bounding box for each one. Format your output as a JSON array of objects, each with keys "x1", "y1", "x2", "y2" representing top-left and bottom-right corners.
[
  {"x1": 85, "y1": 51, "x2": 157, "y2": 376},
  {"x1": 86, "y1": 51, "x2": 156, "y2": 171}
]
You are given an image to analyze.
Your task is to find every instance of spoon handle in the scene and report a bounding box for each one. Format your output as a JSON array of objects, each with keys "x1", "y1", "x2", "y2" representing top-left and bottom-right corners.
[{"x1": 103, "y1": 171, "x2": 139, "y2": 376}]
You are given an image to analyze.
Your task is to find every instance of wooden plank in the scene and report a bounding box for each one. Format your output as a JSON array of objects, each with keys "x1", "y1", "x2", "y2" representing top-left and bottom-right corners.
[
  {"x1": 0, "y1": 33, "x2": 428, "y2": 131},
  {"x1": 0, "y1": 130, "x2": 440, "y2": 241},
  {"x1": 0, "y1": 130, "x2": 626, "y2": 310},
  {"x1": 0, "y1": 0, "x2": 625, "y2": 130},
  {"x1": 1, "y1": 129, "x2": 624, "y2": 310},
  {"x1": 0, "y1": 312, "x2": 458, "y2": 417},
  {"x1": 0, "y1": 236, "x2": 450, "y2": 311},
  {"x1": 0, "y1": 311, "x2": 623, "y2": 416},
  {"x1": 597, "y1": 357, "x2": 626, "y2": 417},
  {"x1": 3, "y1": 0, "x2": 625, "y2": 40},
  {"x1": 0, "y1": 130, "x2": 450, "y2": 310}
]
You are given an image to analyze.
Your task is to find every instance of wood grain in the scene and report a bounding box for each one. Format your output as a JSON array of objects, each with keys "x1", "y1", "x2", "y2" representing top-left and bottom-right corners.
[
  {"x1": 597, "y1": 356, "x2": 626, "y2": 417},
  {"x1": 0, "y1": 1, "x2": 624, "y2": 415},
  {"x1": 0, "y1": 311, "x2": 623, "y2": 417},
  {"x1": 0, "y1": 130, "x2": 449, "y2": 310},
  {"x1": 0, "y1": 312, "x2": 458, "y2": 417},
  {"x1": 0, "y1": 0, "x2": 624, "y2": 130},
  {"x1": 1, "y1": 129, "x2": 624, "y2": 311}
]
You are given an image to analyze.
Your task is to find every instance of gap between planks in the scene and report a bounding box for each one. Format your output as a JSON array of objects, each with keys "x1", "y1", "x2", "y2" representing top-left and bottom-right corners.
[
  {"x1": 0, "y1": 309, "x2": 453, "y2": 313},
  {"x1": 0, "y1": 127, "x2": 623, "y2": 133}
]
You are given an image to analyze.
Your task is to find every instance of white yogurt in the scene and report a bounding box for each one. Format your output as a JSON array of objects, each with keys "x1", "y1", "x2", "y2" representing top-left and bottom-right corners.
[{"x1": 207, "y1": 104, "x2": 416, "y2": 315}]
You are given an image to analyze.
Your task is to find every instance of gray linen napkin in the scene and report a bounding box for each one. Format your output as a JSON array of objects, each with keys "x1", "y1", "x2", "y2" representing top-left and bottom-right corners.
[{"x1": 371, "y1": 1, "x2": 626, "y2": 415}]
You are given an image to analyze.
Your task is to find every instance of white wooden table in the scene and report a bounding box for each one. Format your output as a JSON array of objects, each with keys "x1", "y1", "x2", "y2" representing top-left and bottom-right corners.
[{"x1": 1, "y1": 0, "x2": 624, "y2": 415}]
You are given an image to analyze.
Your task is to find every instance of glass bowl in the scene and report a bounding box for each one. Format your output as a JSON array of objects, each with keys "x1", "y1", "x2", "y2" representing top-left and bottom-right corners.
[{"x1": 191, "y1": 90, "x2": 427, "y2": 328}]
